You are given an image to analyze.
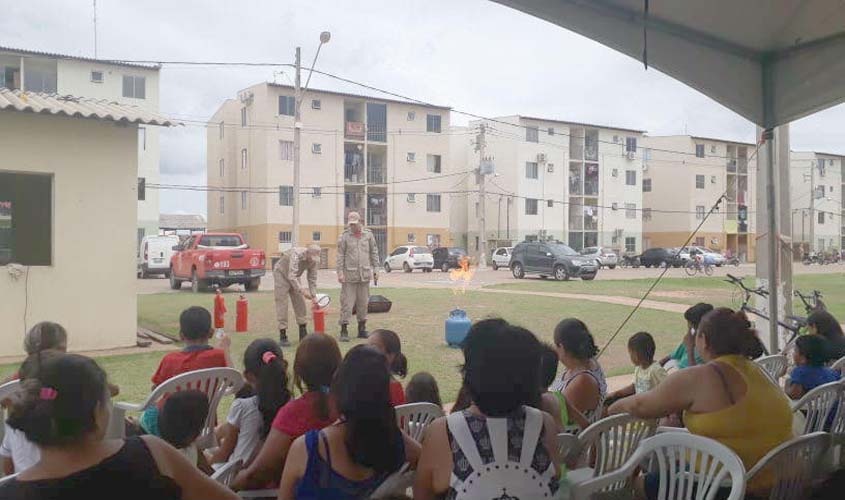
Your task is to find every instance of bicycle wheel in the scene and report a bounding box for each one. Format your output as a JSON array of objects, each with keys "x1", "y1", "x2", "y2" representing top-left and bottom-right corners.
[
  {"x1": 684, "y1": 261, "x2": 697, "y2": 276},
  {"x1": 704, "y1": 264, "x2": 714, "y2": 276}
]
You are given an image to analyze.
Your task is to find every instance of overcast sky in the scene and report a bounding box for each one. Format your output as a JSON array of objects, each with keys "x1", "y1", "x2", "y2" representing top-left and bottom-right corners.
[{"x1": 3, "y1": 0, "x2": 845, "y2": 216}]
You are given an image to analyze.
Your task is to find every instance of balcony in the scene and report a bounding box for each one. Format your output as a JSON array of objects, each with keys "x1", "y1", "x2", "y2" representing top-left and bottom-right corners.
[
  {"x1": 344, "y1": 145, "x2": 365, "y2": 183},
  {"x1": 367, "y1": 193, "x2": 387, "y2": 226},
  {"x1": 345, "y1": 121, "x2": 365, "y2": 140},
  {"x1": 367, "y1": 102, "x2": 387, "y2": 142},
  {"x1": 367, "y1": 209, "x2": 387, "y2": 226},
  {"x1": 367, "y1": 145, "x2": 387, "y2": 184}
]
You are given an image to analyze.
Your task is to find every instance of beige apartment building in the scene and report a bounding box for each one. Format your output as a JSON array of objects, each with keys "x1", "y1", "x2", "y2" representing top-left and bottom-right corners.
[
  {"x1": 207, "y1": 83, "x2": 453, "y2": 266},
  {"x1": 640, "y1": 135, "x2": 757, "y2": 261},
  {"x1": 790, "y1": 151, "x2": 844, "y2": 253}
]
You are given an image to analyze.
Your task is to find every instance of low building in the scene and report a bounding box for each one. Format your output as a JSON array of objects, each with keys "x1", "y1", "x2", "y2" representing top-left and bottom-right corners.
[
  {"x1": 159, "y1": 213, "x2": 207, "y2": 235},
  {"x1": 0, "y1": 89, "x2": 175, "y2": 357},
  {"x1": 790, "y1": 152, "x2": 844, "y2": 254}
]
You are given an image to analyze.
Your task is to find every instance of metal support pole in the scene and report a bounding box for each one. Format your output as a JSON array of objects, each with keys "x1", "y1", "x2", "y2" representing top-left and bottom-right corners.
[
  {"x1": 809, "y1": 159, "x2": 816, "y2": 252},
  {"x1": 764, "y1": 128, "x2": 779, "y2": 352},
  {"x1": 292, "y1": 47, "x2": 302, "y2": 246},
  {"x1": 477, "y1": 123, "x2": 488, "y2": 269}
]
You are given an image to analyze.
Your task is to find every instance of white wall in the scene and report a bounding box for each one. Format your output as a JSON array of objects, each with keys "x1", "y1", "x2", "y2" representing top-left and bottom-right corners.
[{"x1": 0, "y1": 112, "x2": 138, "y2": 357}]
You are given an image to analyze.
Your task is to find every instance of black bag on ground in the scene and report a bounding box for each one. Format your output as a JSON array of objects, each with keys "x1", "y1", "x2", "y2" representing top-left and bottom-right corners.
[{"x1": 352, "y1": 295, "x2": 392, "y2": 314}]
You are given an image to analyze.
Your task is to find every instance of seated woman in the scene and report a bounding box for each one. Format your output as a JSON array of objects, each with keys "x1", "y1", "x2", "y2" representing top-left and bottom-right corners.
[
  {"x1": 0, "y1": 353, "x2": 237, "y2": 500},
  {"x1": 609, "y1": 308, "x2": 792, "y2": 499},
  {"x1": 279, "y1": 345, "x2": 420, "y2": 500},
  {"x1": 807, "y1": 310, "x2": 845, "y2": 362},
  {"x1": 414, "y1": 319, "x2": 560, "y2": 500},
  {"x1": 552, "y1": 318, "x2": 608, "y2": 423}
]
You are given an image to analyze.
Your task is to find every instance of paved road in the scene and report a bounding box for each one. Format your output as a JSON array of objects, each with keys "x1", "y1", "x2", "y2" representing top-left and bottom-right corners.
[{"x1": 137, "y1": 262, "x2": 842, "y2": 295}]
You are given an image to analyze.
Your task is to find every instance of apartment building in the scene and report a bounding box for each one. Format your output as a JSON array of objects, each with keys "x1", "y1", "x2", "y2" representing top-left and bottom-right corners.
[
  {"x1": 0, "y1": 47, "x2": 162, "y2": 243},
  {"x1": 452, "y1": 116, "x2": 646, "y2": 255},
  {"x1": 640, "y1": 135, "x2": 757, "y2": 260},
  {"x1": 206, "y1": 83, "x2": 452, "y2": 266},
  {"x1": 790, "y1": 151, "x2": 844, "y2": 253}
]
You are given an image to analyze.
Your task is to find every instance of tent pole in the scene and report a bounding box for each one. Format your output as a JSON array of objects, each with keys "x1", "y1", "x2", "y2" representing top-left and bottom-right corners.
[{"x1": 764, "y1": 128, "x2": 779, "y2": 352}]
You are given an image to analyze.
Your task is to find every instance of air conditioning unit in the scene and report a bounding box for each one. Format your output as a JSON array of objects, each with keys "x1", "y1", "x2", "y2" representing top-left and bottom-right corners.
[
  {"x1": 547, "y1": 163, "x2": 554, "y2": 173},
  {"x1": 626, "y1": 151, "x2": 636, "y2": 161},
  {"x1": 711, "y1": 145, "x2": 717, "y2": 154},
  {"x1": 611, "y1": 168, "x2": 618, "y2": 177},
  {"x1": 537, "y1": 153, "x2": 547, "y2": 163},
  {"x1": 312, "y1": 143, "x2": 322, "y2": 154},
  {"x1": 711, "y1": 175, "x2": 717, "y2": 184},
  {"x1": 407, "y1": 111, "x2": 416, "y2": 121},
  {"x1": 407, "y1": 152, "x2": 416, "y2": 162},
  {"x1": 611, "y1": 202, "x2": 619, "y2": 211},
  {"x1": 238, "y1": 91, "x2": 254, "y2": 104},
  {"x1": 613, "y1": 135, "x2": 620, "y2": 143},
  {"x1": 642, "y1": 163, "x2": 649, "y2": 171}
]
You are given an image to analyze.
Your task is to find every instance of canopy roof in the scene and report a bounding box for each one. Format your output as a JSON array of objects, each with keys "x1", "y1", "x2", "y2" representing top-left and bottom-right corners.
[{"x1": 491, "y1": 0, "x2": 845, "y2": 128}]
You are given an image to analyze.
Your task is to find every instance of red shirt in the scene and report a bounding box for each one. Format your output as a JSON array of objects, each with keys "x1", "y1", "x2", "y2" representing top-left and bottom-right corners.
[
  {"x1": 390, "y1": 379, "x2": 406, "y2": 407},
  {"x1": 151, "y1": 346, "x2": 228, "y2": 386},
  {"x1": 272, "y1": 392, "x2": 338, "y2": 438}
]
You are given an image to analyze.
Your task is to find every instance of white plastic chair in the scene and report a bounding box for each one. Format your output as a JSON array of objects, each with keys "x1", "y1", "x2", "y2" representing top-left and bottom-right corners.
[
  {"x1": 756, "y1": 355, "x2": 788, "y2": 382},
  {"x1": 0, "y1": 473, "x2": 17, "y2": 485},
  {"x1": 830, "y1": 355, "x2": 845, "y2": 374},
  {"x1": 211, "y1": 459, "x2": 242, "y2": 487},
  {"x1": 0, "y1": 380, "x2": 22, "y2": 444},
  {"x1": 791, "y1": 379, "x2": 845, "y2": 434},
  {"x1": 571, "y1": 433, "x2": 747, "y2": 500},
  {"x1": 115, "y1": 367, "x2": 243, "y2": 449},
  {"x1": 568, "y1": 413, "x2": 658, "y2": 485},
  {"x1": 370, "y1": 463, "x2": 415, "y2": 499},
  {"x1": 558, "y1": 432, "x2": 580, "y2": 464},
  {"x1": 394, "y1": 402, "x2": 444, "y2": 442},
  {"x1": 745, "y1": 432, "x2": 830, "y2": 500}
]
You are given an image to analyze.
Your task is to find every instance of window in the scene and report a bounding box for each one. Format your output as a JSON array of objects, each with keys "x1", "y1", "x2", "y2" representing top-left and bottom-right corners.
[
  {"x1": 427, "y1": 154, "x2": 442, "y2": 173},
  {"x1": 695, "y1": 144, "x2": 705, "y2": 158},
  {"x1": 642, "y1": 208, "x2": 653, "y2": 221},
  {"x1": 427, "y1": 234, "x2": 441, "y2": 247},
  {"x1": 818, "y1": 211, "x2": 825, "y2": 224},
  {"x1": 311, "y1": 99, "x2": 321, "y2": 110},
  {"x1": 426, "y1": 114, "x2": 442, "y2": 133},
  {"x1": 241, "y1": 107, "x2": 247, "y2": 127},
  {"x1": 625, "y1": 170, "x2": 636, "y2": 186},
  {"x1": 625, "y1": 203, "x2": 636, "y2": 219},
  {"x1": 525, "y1": 198, "x2": 538, "y2": 215},
  {"x1": 137, "y1": 178, "x2": 146, "y2": 201},
  {"x1": 407, "y1": 193, "x2": 416, "y2": 203},
  {"x1": 312, "y1": 187, "x2": 321, "y2": 198},
  {"x1": 643, "y1": 148, "x2": 652, "y2": 161},
  {"x1": 408, "y1": 233, "x2": 416, "y2": 242},
  {"x1": 474, "y1": 202, "x2": 479, "y2": 218},
  {"x1": 279, "y1": 185, "x2": 293, "y2": 206},
  {"x1": 0, "y1": 173, "x2": 52, "y2": 266},
  {"x1": 219, "y1": 159, "x2": 224, "y2": 177},
  {"x1": 241, "y1": 149, "x2": 248, "y2": 170},
  {"x1": 279, "y1": 231, "x2": 292, "y2": 243},
  {"x1": 407, "y1": 152, "x2": 416, "y2": 162},
  {"x1": 312, "y1": 231, "x2": 321, "y2": 241},
  {"x1": 241, "y1": 191, "x2": 247, "y2": 210},
  {"x1": 407, "y1": 111, "x2": 416, "y2": 121},
  {"x1": 90, "y1": 71, "x2": 103, "y2": 83},
  {"x1": 312, "y1": 143, "x2": 322, "y2": 154},
  {"x1": 279, "y1": 95, "x2": 295, "y2": 116},
  {"x1": 139, "y1": 127, "x2": 146, "y2": 150},
  {"x1": 625, "y1": 137, "x2": 637, "y2": 152},
  {"x1": 525, "y1": 162, "x2": 539, "y2": 179},
  {"x1": 122, "y1": 75, "x2": 145, "y2": 99},
  {"x1": 695, "y1": 174, "x2": 705, "y2": 189},
  {"x1": 547, "y1": 199, "x2": 554, "y2": 208},
  {"x1": 696, "y1": 205, "x2": 705, "y2": 220},
  {"x1": 526, "y1": 126, "x2": 539, "y2": 143},
  {"x1": 219, "y1": 196, "x2": 225, "y2": 214},
  {"x1": 625, "y1": 237, "x2": 636, "y2": 253},
  {"x1": 426, "y1": 194, "x2": 441, "y2": 212},
  {"x1": 695, "y1": 237, "x2": 705, "y2": 246},
  {"x1": 643, "y1": 178, "x2": 652, "y2": 192},
  {"x1": 548, "y1": 127, "x2": 555, "y2": 136},
  {"x1": 280, "y1": 140, "x2": 293, "y2": 161},
  {"x1": 219, "y1": 121, "x2": 224, "y2": 139}
]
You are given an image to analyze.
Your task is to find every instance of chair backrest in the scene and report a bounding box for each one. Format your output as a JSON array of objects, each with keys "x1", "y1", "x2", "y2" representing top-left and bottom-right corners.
[
  {"x1": 0, "y1": 380, "x2": 22, "y2": 444},
  {"x1": 755, "y1": 355, "x2": 788, "y2": 381},
  {"x1": 745, "y1": 432, "x2": 830, "y2": 500},
  {"x1": 369, "y1": 463, "x2": 414, "y2": 499},
  {"x1": 573, "y1": 413, "x2": 658, "y2": 476},
  {"x1": 571, "y1": 433, "x2": 747, "y2": 500},
  {"x1": 830, "y1": 355, "x2": 845, "y2": 374},
  {"x1": 558, "y1": 432, "x2": 580, "y2": 464},
  {"x1": 394, "y1": 402, "x2": 444, "y2": 442},
  {"x1": 0, "y1": 473, "x2": 18, "y2": 485},
  {"x1": 792, "y1": 379, "x2": 844, "y2": 434},
  {"x1": 143, "y1": 367, "x2": 243, "y2": 449},
  {"x1": 211, "y1": 459, "x2": 242, "y2": 486}
]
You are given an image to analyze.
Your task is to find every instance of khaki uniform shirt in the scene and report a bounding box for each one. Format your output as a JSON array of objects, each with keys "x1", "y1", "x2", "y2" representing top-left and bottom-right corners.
[
  {"x1": 274, "y1": 247, "x2": 318, "y2": 296},
  {"x1": 336, "y1": 229, "x2": 379, "y2": 283}
]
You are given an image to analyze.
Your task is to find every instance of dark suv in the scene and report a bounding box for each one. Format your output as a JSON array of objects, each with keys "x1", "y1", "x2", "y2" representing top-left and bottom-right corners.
[
  {"x1": 509, "y1": 241, "x2": 598, "y2": 281},
  {"x1": 432, "y1": 247, "x2": 468, "y2": 272},
  {"x1": 639, "y1": 247, "x2": 678, "y2": 268}
]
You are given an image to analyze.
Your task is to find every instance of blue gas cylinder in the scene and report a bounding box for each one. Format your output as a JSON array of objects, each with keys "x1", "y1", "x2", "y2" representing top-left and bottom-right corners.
[{"x1": 445, "y1": 309, "x2": 472, "y2": 347}]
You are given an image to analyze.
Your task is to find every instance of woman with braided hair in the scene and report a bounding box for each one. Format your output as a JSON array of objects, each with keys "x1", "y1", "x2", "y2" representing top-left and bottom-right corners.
[{"x1": 552, "y1": 318, "x2": 608, "y2": 423}]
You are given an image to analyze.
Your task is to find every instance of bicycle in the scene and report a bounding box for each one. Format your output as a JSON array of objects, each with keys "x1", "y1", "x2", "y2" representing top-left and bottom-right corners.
[
  {"x1": 684, "y1": 257, "x2": 714, "y2": 277},
  {"x1": 619, "y1": 254, "x2": 640, "y2": 269},
  {"x1": 724, "y1": 274, "x2": 805, "y2": 354},
  {"x1": 794, "y1": 289, "x2": 825, "y2": 314}
]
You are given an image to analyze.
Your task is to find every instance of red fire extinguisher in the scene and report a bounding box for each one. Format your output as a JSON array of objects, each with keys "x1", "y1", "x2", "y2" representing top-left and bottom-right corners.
[
  {"x1": 236, "y1": 295, "x2": 248, "y2": 333},
  {"x1": 312, "y1": 294, "x2": 331, "y2": 335},
  {"x1": 213, "y1": 289, "x2": 227, "y2": 330}
]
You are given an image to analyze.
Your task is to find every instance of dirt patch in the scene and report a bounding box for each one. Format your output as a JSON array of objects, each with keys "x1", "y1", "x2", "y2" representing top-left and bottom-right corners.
[{"x1": 651, "y1": 290, "x2": 700, "y2": 299}]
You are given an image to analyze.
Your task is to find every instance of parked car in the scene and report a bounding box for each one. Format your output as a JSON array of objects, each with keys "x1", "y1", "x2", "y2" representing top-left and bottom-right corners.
[
  {"x1": 491, "y1": 246, "x2": 513, "y2": 270},
  {"x1": 691, "y1": 247, "x2": 726, "y2": 266},
  {"x1": 384, "y1": 245, "x2": 434, "y2": 273},
  {"x1": 137, "y1": 234, "x2": 179, "y2": 278},
  {"x1": 509, "y1": 241, "x2": 598, "y2": 281},
  {"x1": 579, "y1": 246, "x2": 618, "y2": 269},
  {"x1": 432, "y1": 247, "x2": 468, "y2": 272},
  {"x1": 170, "y1": 233, "x2": 266, "y2": 292},
  {"x1": 673, "y1": 247, "x2": 692, "y2": 265},
  {"x1": 639, "y1": 247, "x2": 677, "y2": 268}
]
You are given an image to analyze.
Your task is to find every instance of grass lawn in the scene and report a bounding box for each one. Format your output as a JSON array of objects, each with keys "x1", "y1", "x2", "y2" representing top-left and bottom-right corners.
[
  {"x1": 487, "y1": 273, "x2": 845, "y2": 318},
  {"x1": 0, "y1": 288, "x2": 688, "y2": 408}
]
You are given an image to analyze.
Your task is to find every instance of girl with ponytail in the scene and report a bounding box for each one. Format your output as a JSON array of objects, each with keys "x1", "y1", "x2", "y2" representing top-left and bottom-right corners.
[
  {"x1": 368, "y1": 329, "x2": 409, "y2": 406},
  {"x1": 553, "y1": 318, "x2": 608, "y2": 422},
  {"x1": 209, "y1": 339, "x2": 290, "y2": 467}
]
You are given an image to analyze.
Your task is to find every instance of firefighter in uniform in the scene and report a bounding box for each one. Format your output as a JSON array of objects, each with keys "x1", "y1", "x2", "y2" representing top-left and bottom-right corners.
[
  {"x1": 274, "y1": 244, "x2": 320, "y2": 346},
  {"x1": 336, "y1": 212, "x2": 379, "y2": 341}
]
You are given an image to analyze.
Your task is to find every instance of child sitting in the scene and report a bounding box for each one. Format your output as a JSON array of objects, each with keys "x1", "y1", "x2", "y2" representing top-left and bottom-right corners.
[
  {"x1": 159, "y1": 390, "x2": 213, "y2": 474},
  {"x1": 405, "y1": 372, "x2": 442, "y2": 409},
  {"x1": 607, "y1": 332, "x2": 668, "y2": 402},
  {"x1": 539, "y1": 343, "x2": 588, "y2": 432},
  {"x1": 786, "y1": 335, "x2": 841, "y2": 400},
  {"x1": 141, "y1": 306, "x2": 230, "y2": 435},
  {"x1": 368, "y1": 329, "x2": 408, "y2": 406}
]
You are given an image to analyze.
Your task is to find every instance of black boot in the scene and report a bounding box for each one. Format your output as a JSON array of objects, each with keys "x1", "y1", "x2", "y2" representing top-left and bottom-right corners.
[
  {"x1": 357, "y1": 321, "x2": 368, "y2": 339},
  {"x1": 279, "y1": 329, "x2": 290, "y2": 347},
  {"x1": 298, "y1": 324, "x2": 308, "y2": 341},
  {"x1": 339, "y1": 323, "x2": 350, "y2": 342}
]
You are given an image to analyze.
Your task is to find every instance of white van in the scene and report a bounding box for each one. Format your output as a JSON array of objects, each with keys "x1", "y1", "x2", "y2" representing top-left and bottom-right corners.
[{"x1": 138, "y1": 235, "x2": 180, "y2": 278}]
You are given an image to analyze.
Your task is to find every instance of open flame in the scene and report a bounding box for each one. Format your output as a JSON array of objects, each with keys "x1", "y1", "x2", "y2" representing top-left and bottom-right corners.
[{"x1": 449, "y1": 256, "x2": 475, "y2": 295}]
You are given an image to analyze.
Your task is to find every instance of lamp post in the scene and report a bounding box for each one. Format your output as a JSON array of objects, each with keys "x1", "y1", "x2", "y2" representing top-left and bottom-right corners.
[{"x1": 292, "y1": 31, "x2": 331, "y2": 246}]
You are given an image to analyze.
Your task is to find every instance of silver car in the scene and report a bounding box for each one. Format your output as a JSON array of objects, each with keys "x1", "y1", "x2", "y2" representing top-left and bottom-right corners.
[
  {"x1": 579, "y1": 246, "x2": 618, "y2": 269},
  {"x1": 491, "y1": 246, "x2": 513, "y2": 270}
]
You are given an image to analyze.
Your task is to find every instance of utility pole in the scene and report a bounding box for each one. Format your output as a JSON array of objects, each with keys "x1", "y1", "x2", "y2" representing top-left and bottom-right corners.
[
  {"x1": 809, "y1": 160, "x2": 816, "y2": 253},
  {"x1": 476, "y1": 123, "x2": 488, "y2": 269},
  {"x1": 291, "y1": 47, "x2": 302, "y2": 247}
]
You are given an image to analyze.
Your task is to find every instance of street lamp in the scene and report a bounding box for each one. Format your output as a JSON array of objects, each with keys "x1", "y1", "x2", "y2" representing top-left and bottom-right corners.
[{"x1": 292, "y1": 32, "x2": 331, "y2": 246}]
